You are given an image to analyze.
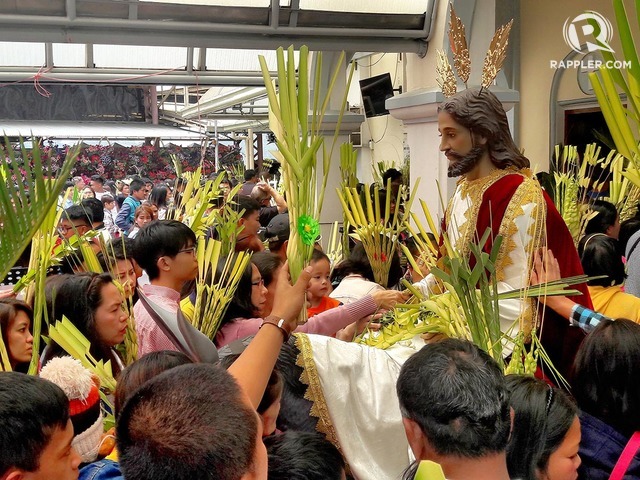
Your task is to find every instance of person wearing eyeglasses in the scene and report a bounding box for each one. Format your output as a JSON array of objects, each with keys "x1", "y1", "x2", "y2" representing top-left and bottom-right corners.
[
  {"x1": 132, "y1": 220, "x2": 200, "y2": 356},
  {"x1": 57, "y1": 204, "x2": 93, "y2": 240}
]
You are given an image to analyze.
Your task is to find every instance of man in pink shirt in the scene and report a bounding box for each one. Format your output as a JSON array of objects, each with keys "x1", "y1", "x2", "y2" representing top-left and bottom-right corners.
[{"x1": 133, "y1": 220, "x2": 199, "y2": 356}]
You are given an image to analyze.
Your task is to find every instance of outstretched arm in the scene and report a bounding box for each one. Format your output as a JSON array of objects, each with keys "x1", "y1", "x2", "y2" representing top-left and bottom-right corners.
[
  {"x1": 532, "y1": 249, "x2": 608, "y2": 331},
  {"x1": 228, "y1": 262, "x2": 311, "y2": 408}
]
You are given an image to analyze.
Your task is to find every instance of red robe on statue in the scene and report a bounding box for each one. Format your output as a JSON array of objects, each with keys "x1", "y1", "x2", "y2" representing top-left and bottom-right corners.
[{"x1": 471, "y1": 172, "x2": 591, "y2": 377}]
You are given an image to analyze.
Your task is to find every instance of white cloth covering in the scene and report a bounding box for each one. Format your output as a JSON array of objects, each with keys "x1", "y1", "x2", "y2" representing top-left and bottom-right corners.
[{"x1": 297, "y1": 333, "x2": 424, "y2": 480}]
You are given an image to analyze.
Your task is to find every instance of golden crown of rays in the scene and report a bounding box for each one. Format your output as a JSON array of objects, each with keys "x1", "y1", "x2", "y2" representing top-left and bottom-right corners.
[{"x1": 436, "y1": 5, "x2": 513, "y2": 97}]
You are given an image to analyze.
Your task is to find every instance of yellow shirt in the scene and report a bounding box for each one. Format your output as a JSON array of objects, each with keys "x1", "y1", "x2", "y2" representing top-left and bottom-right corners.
[{"x1": 588, "y1": 285, "x2": 640, "y2": 323}]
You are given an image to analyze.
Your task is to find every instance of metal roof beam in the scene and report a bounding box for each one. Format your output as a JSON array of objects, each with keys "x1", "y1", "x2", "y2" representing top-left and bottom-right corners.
[
  {"x1": 180, "y1": 86, "x2": 268, "y2": 118},
  {"x1": 129, "y1": 0, "x2": 139, "y2": 20},
  {"x1": 0, "y1": 15, "x2": 428, "y2": 55},
  {"x1": 0, "y1": 68, "x2": 271, "y2": 86},
  {"x1": 66, "y1": 0, "x2": 76, "y2": 20}
]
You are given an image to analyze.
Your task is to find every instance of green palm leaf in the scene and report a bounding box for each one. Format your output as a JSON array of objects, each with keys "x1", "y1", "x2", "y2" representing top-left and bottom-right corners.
[{"x1": 0, "y1": 137, "x2": 80, "y2": 281}]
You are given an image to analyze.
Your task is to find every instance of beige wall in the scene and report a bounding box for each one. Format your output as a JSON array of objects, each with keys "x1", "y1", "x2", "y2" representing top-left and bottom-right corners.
[
  {"x1": 354, "y1": 53, "x2": 407, "y2": 184},
  {"x1": 406, "y1": 0, "x2": 497, "y2": 90},
  {"x1": 355, "y1": 0, "x2": 635, "y2": 181},
  {"x1": 519, "y1": 0, "x2": 631, "y2": 171}
]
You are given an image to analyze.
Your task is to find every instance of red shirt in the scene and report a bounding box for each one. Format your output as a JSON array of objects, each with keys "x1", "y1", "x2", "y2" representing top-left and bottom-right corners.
[{"x1": 307, "y1": 296, "x2": 341, "y2": 318}]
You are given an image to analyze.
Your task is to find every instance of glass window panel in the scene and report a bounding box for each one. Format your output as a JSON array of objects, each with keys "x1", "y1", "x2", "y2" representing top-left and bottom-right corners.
[
  {"x1": 206, "y1": 49, "x2": 295, "y2": 71},
  {"x1": 0, "y1": 42, "x2": 45, "y2": 67},
  {"x1": 299, "y1": 0, "x2": 427, "y2": 14},
  {"x1": 94, "y1": 45, "x2": 188, "y2": 69},
  {"x1": 140, "y1": 0, "x2": 270, "y2": 6},
  {"x1": 52, "y1": 43, "x2": 86, "y2": 68}
]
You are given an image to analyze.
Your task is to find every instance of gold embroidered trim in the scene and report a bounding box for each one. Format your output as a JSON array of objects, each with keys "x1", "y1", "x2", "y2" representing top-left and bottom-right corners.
[
  {"x1": 527, "y1": 178, "x2": 548, "y2": 332},
  {"x1": 451, "y1": 167, "x2": 516, "y2": 261},
  {"x1": 294, "y1": 333, "x2": 343, "y2": 454},
  {"x1": 493, "y1": 173, "x2": 547, "y2": 335}
]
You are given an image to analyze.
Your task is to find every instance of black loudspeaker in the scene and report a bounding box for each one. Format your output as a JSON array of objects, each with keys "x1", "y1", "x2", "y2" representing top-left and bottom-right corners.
[{"x1": 359, "y1": 73, "x2": 394, "y2": 118}]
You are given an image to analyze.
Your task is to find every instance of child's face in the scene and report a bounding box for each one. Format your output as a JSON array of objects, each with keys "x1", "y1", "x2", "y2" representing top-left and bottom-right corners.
[{"x1": 307, "y1": 258, "x2": 331, "y2": 299}]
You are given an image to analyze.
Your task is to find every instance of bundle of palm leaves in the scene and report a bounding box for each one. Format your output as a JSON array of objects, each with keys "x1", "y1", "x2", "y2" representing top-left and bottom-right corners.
[
  {"x1": 358, "y1": 223, "x2": 584, "y2": 383},
  {"x1": 337, "y1": 181, "x2": 418, "y2": 287},
  {"x1": 0, "y1": 138, "x2": 80, "y2": 372},
  {"x1": 259, "y1": 46, "x2": 353, "y2": 286},
  {"x1": 188, "y1": 238, "x2": 251, "y2": 340}
]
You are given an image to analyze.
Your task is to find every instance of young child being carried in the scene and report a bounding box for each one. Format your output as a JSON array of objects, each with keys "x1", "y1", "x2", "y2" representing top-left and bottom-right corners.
[{"x1": 307, "y1": 249, "x2": 341, "y2": 318}]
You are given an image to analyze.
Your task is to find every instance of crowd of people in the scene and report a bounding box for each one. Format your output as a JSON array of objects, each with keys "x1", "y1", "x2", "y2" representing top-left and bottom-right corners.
[{"x1": 2, "y1": 87, "x2": 640, "y2": 480}]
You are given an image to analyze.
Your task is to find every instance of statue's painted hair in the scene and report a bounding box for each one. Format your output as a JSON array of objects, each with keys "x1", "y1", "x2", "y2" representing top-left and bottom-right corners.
[{"x1": 439, "y1": 88, "x2": 529, "y2": 170}]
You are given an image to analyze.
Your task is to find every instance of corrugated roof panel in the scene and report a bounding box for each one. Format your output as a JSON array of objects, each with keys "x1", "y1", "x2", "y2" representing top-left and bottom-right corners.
[
  {"x1": 52, "y1": 43, "x2": 86, "y2": 68},
  {"x1": 205, "y1": 48, "x2": 292, "y2": 71},
  {"x1": 139, "y1": 0, "x2": 421, "y2": 12},
  {"x1": 93, "y1": 45, "x2": 188, "y2": 69},
  {"x1": 299, "y1": 0, "x2": 426, "y2": 14},
  {"x1": 140, "y1": 0, "x2": 271, "y2": 6},
  {"x1": 0, "y1": 42, "x2": 45, "y2": 67}
]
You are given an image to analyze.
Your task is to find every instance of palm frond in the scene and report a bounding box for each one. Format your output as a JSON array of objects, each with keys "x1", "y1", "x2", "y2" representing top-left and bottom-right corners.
[{"x1": 0, "y1": 137, "x2": 80, "y2": 281}]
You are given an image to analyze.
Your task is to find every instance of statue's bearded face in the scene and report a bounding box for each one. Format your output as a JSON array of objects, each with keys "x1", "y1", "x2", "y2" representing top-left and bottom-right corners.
[
  {"x1": 444, "y1": 146, "x2": 486, "y2": 178},
  {"x1": 438, "y1": 111, "x2": 487, "y2": 178}
]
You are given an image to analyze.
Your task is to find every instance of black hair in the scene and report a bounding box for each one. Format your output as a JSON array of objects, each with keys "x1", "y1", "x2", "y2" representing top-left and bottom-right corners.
[
  {"x1": 0, "y1": 372, "x2": 70, "y2": 476},
  {"x1": 382, "y1": 168, "x2": 403, "y2": 185},
  {"x1": 618, "y1": 217, "x2": 640, "y2": 256},
  {"x1": 331, "y1": 241, "x2": 403, "y2": 288},
  {"x1": 578, "y1": 233, "x2": 625, "y2": 286},
  {"x1": 116, "y1": 194, "x2": 127, "y2": 209},
  {"x1": 91, "y1": 175, "x2": 105, "y2": 185},
  {"x1": 133, "y1": 220, "x2": 196, "y2": 280},
  {"x1": 268, "y1": 161, "x2": 281, "y2": 176},
  {"x1": 129, "y1": 179, "x2": 145, "y2": 194},
  {"x1": 98, "y1": 237, "x2": 137, "y2": 270},
  {"x1": 244, "y1": 169, "x2": 257, "y2": 181},
  {"x1": 311, "y1": 248, "x2": 330, "y2": 265},
  {"x1": 63, "y1": 204, "x2": 93, "y2": 225},
  {"x1": 584, "y1": 200, "x2": 619, "y2": 236},
  {"x1": 235, "y1": 195, "x2": 261, "y2": 219},
  {"x1": 43, "y1": 272, "x2": 122, "y2": 374},
  {"x1": 220, "y1": 261, "x2": 257, "y2": 332},
  {"x1": 396, "y1": 339, "x2": 510, "y2": 459},
  {"x1": 274, "y1": 339, "x2": 317, "y2": 433},
  {"x1": 506, "y1": 375, "x2": 577, "y2": 480},
  {"x1": 403, "y1": 236, "x2": 420, "y2": 258},
  {"x1": 117, "y1": 364, "x2": 257, "y2": 480},
  {"x1": 573, "y1": 318, "x2": 640, "y2": 437},
  {"x1": 331, "y1": 242, "x2": 375, "y2": 283},
  {"x1": 0, "y1": 299, "x2": 33, "y2": 370},
  {"x1": 149, "y1": 185, "x2": 169, "y2": 209},
  {"x1": 252, "y1": 251, "x2": 283, "y2": 287},
  {"x1": 218, "y1": 353, "x2": 283, "y2": 415},
  {"x1": 264, "y1": 431, "x2": 346, "y2": 480},
  {"x1": 81, "y1": 197, "x2": 104, "y2": 224},
  {"x1": 101, "y1": 194, "x2": 115, "y2": 206},
  {"x1": 115, "y1": 350, "x2": 193, "y2": 418}
]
